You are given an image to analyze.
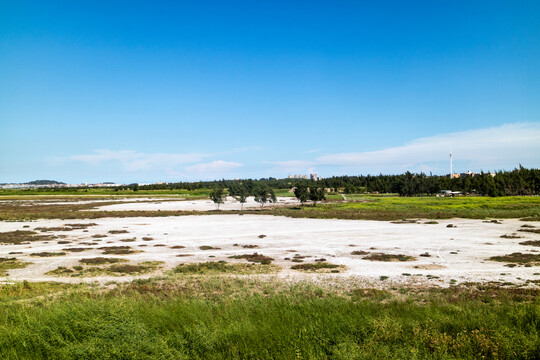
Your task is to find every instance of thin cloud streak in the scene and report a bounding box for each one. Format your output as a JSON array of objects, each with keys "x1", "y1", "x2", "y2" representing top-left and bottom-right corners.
[
  {"x1": 185, "y1": 160, "x2": 243, "y2": 174},
  {"x1": 65, "y1": 150, "x2": 208, "y2": 171},
  {"x1": 316, "y1": 123, "x2": 540, "y2": 172}
]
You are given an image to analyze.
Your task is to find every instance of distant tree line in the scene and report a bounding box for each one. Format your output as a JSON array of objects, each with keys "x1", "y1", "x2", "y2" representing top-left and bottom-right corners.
[{"x1": 132, "y1": 167, "x2": 540, "y2": 197}]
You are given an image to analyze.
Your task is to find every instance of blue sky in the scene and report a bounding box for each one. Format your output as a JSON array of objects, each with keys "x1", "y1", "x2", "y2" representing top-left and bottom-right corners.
[{"x1": 1, "y1": 1, "x2": 539, "y2": 183}]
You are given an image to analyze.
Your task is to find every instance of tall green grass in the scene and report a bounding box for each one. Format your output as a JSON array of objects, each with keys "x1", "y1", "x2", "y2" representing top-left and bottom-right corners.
[{"x1": 0, "y1": 277, "x2": 538, "y2": 359}]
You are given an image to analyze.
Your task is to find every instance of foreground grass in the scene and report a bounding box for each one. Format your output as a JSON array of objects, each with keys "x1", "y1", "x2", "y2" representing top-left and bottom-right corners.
[{"x1": 0, "y1": 276, "x2": 538, "y2": 359}]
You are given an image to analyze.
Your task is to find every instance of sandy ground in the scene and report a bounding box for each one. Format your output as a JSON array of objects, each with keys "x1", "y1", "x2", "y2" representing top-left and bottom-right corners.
[
  {"x1": 89, "y1": 196, "x2": 300, "y2": 211},
  {"x1": 1, "y1": 213, "x2": 539, "y2": 287}
]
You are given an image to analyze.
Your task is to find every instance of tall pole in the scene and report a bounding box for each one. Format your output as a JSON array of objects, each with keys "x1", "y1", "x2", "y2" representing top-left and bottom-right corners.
[{"x1": 449, "y1": 147, "x2": 453, "y2": 178}]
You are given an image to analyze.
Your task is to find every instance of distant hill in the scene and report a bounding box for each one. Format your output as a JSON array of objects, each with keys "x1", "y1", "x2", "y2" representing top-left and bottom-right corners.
[{"x1": 26, "y1": 180, "x2": 65, "y2": 185}]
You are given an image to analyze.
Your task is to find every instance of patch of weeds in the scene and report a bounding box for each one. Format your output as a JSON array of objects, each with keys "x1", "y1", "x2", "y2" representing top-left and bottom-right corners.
[
  {"x1": 0, "y1": 230, "x2": 53, "y2": 244},
  {"x1": 57, "y1": 240, "x2": 71, "y2": 244},
  {"x1": 449, "y1": 279, "x2": 457, "y2": 284},
  {"x1": 379, "y1": 275, "x2": 389, "y2": 281},
  {"x1": 229, "y1": 252, "x2": 274, "y2": 264},
  {"x1": 489, "y1": 252, "x2": 540, "y2": 266},
  {"x1": 402, "y1": 273, "x2": 411, "y2": 276},
  {"x1": 30, "y1": 252, "x2": 66, "y2": 257},
  {"x1": 170, "y1": 245, "x2": 185, "y2": 249},
  {"x1": 62, "y1": 247, "x2": 92, "y2": 252},
  {"x1": 64, "y1": 223, "x2": 98, "y2": 229},
  {"x1": 518, "y1": 228, "x2": 540, "y2": 234},
  {"x1": 291, "y1": 262, "x2": 342, "y2": 272},
  {"x1": 47, "y1": 261, "x2": 162, "y2": 277},
  {"x1": 142, "y1": 237, "x2": 154, "y2": 241},
  {"x1": 176, "y1": 254, "x2": 193, "y2": 257},
  {"x1": 363, "y1": 253, "x2": 417, "y2": 262},
  {"x1": 92, "y1": 234, "x2": 108, "y2": 238},
  {"x1": 314, "y1": 258, "x2": 327, "y2": 262},
  {"x1": 120, "y1": 238, "x2": 136, "y2": 242},
  {"x1": 500, "y1": 234, "x2": 522, "y2": 239},
  {"x1": 98, "y1": 246, "x2": 140, "y2": 255},
  {"x1": 199, "y1": 245, "x2": 220, "y2": 250},
  {"x1": 519, "y1": 240, "x2": 540, "y2": 247},
  {"x1": 173, "y1": 261, "x2": 274, "y2": 275},
  {"x1": 450, "y1": 251, "x2": 458, "y2": 254},
  {"x1": 108, "y1": 230, "x2": 129, "y2": 234},
  {"x1": 108, "y1": 262, "x2": 162, "y2": 274},
  {"x1": 351, "y1": 250, "x2": 369, "y2": 256},
  {"x1": 80, "y1": 257, "x2": 127, "y2": 265},
  {"x1": 521, "y1": 224, "x2": 535, "y2": 228},
  {"x1": 424, "y1": 221, "x2": 438, "y2": 224},
  {"x1": 154, "y1": 244, "x2": 166, "y2": 247},
  {"x1": 0, "y1": 257, "x2": 31, "y2": 276},
  {"x1": 483, "y1": 220, "x2": 502, "y2": 224},
  {"x1": 242, "y1": 245, "x2": 259, "y2": 249},
  {"x1": 391, "y1": 219, "x2": 418, "y2": 224}
]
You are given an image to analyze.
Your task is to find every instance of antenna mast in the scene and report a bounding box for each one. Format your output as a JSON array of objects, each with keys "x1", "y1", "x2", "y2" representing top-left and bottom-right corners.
[{"x1": 449, "y1": 147, "x2": 453, "y2": 178}]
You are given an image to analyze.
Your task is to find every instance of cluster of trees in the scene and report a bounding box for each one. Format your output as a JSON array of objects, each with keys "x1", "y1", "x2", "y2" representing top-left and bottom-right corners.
[
  {"x1": 293, "y1": 184, "x2": 326, "y2": 206},
  {"x1": 210, "y1": 183, "x2": 276, "y2": 210},
  {"x1": 134, "y1": 166, "x2": 540, "y2": 197}
]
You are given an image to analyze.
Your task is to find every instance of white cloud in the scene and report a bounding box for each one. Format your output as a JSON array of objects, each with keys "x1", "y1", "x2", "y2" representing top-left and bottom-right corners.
[
  {"x1": 65, "y1": 150, "x2": 207, "y2": 171},
  {"x1": 316, "y1": 123, "x2": 540, "y2": 173},
  {"x1": 266, "y1": 160, "x2": 317, "y2": 173},
  {"x1": 185, "y1": 160, "x2": 243, "y2": 174}
]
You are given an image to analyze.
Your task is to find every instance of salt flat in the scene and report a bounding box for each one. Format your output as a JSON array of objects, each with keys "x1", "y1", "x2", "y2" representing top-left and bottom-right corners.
[
  {"x1": 1, "y1": 214, "x2": 538, "y2": 286},
  {"x1": 89, "y1": 196, "x2": 300, "y2": 211}
]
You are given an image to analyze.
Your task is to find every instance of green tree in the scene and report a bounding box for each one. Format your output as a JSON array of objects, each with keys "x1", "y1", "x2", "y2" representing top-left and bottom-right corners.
[
  {"x1": 210, "y1": 187, "x2": 225, "y2": 210},
  {"x1": 309, "y1": 186, "x2": 326, "y2": 206},
  {"x1": 294, "y1": 183, "x2": 309, "y2": 206},
  {"x1": 254, "y1": 186, "x2": 276, "y2": 209},
  {"x1": 236, "y1": 184, "x2": 249, "y2": 210}
]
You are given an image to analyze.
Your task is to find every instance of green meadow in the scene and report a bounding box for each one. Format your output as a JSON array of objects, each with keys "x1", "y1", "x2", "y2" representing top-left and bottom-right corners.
[{"x1": 0, "y1": 276, "x2": 539, "y2": 360}]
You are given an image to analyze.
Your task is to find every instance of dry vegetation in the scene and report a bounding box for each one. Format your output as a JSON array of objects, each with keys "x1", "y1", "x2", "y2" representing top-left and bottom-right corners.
[{"x1": 362, "y1": 253, "x2": 417, "y2": 262}]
